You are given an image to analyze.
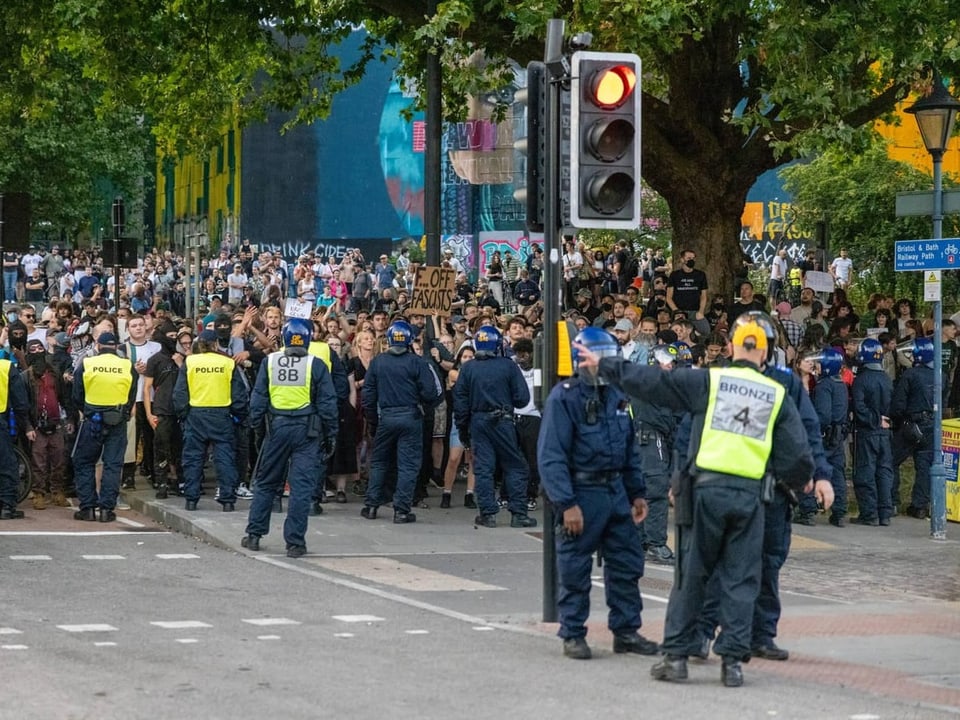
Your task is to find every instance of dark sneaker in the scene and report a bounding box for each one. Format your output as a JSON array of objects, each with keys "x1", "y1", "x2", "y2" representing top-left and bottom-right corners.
[
  {"x1": 497, "y1": 497, "x2": 509, "y2": 509},
  {"x1": 510, "y1": 513, "x2": 537, "y2": 528},
  {"x1": 792, "y1": 512, "x2": 816, "y2": 526},
  {"x1": 613, "y1": 632, "x2": 659, "y2": 655},
  {"x1": 721, "y1": 659, "x2": 744, "y2": 687},
  {"x1": 651, "y1": 655, "x2": 688, "y2": 681},
  {"x1": 879, "y1": 517, "x2": 891, "y2": 526},
  {"x1": 241, "y1": 535, "x2": 261, "y2": 551},
  {"x1": 73, "y1": 508, "x2": 97, "y2": 521},
  {"x1": 828, "y1": 515, "x2": 845, "y2": 527},
  {"x1": 98, "y1": 509, "x2": 116, "y2": 523},
  {"x1": 336, "y1": 491, "x2": 347, "y2": 504},
  {"x1": 0, "y1": 507, "x2": 26, "y2": 520},
  {"x1": 905, "y1": 505, "x2": 929, "y2": 519},
  {"x1": 463, "y1": 493, "x2": 477, "y2": 509},
  {"x1": 562, "y1": 637, "x2": 592, "y2": 660},
  {"x1": 286, "y1": 545, "x2": 306, "y2": 558},
  {"x1": 155, "y1": 486, "x2": 169, "y2": 500},
  {"x1": 850, "y1": 515, "x2": 879, "y2": 526},
  {"x1": 221, "y1": 503, "x2": 236, "y2": 513},
  {"x1": 360, "y1": 506, "x2": 378, "y2": 520},
  {"x1": 310, "y1": 500, "x2": 324, "y2": 516},
  {"x1": 185, "y1": 499, "x2": 198, "y2": 511},
  {"x1": 440, "y1": 492, "x2": 451, "y2": 509},
  {"x1": 474, "y1": 514, "x2": 497, "y2": 528},
  {"x1": 645, "y1": 545, "x2": 675, "y2": 565},
  {"x1": 751, "y1": 643, "x2": 789, "y2": 661},
  {"x1": 393, "y1": 511, "x2": 417, "y2": 524},
  {"x1": 526, "y1": 498, "x2": 538, "y2": 511}
]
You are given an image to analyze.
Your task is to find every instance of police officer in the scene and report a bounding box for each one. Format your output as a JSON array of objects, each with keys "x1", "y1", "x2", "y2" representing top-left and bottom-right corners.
[
  {"x1": 891, "y1": 337, "x2": 934, "y2": 519},
  {"x1": 851, "y1": 337, "x2": 894, "y2": 525},
  {"x1": 635, "y1": 345, "x2": 679, "y2": 564},
  {"x1": 242, "y1": 319, "x2": 338, "y2": 557},
  {"x1": 538, "y1": 328, "x2": 659, "y2": 660},
  {"x1": 0, "y1": 353, "x2": 33, "y2": 519},
  {"x1": 173, "y1": 330, "x2": 249, "y2": 511},
  {"x1": 361, "y1": 320, "x2": 442, "y2": 523},
  {"x1": 453, "y1": 325, "x2": 537, "y2": 529},
  {"x1": 811, "y1": 348, "x2": 850, "y2": 527},
  {"x1": 577, "y1": 319, "x2": 815, "y2": 687},
  {"x1": 71, "y1": 333, "x2": 137, "y2": 522}
]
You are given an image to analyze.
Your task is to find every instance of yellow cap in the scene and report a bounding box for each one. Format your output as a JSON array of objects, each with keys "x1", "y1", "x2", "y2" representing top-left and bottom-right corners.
[{"x1": 732, "y1": 321, "x2": 768, "y2": 350}]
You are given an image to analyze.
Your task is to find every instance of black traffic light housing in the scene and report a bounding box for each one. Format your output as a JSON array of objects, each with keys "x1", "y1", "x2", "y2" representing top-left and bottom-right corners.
[
  {"x1": 514, "y1": 62, "x2": 546, "y2": 233},
  {"x1": 569, "y1": 51, "x2": 641, "y2": 229}
]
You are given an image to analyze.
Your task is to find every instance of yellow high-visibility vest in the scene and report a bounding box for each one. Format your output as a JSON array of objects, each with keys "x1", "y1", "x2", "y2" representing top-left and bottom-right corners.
[
  {"x1": 185, "y1": 352, "x2": 234, "y2": 407},
  {"x1": 267, "y1": 352, "x2": 312, "y2": 410},
  {"x1": 82, "y1": 354, "x2": 133, "y2": 406}
]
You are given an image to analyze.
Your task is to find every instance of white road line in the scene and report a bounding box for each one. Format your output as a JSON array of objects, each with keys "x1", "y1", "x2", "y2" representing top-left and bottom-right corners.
[
  {"x1": 0, "y1": 628, "x2": 23, "y2": 635},
  {"x1": 115, "y1": 517, "x2": 146, "y2": 528},
  {"x1": 332, "y1": 615, "x2": 384, "y2": 623},
  {"x1": 473, "y1": 626, "x2": 495, "y2": 632},
  {"x1": 155, "y1": 554, "x2": 200, "y2": 560},
  {"x1": 94, "y1": 642, "x2": 117, "y2": 647},
  {"x1": 333, "y1": 633, "x2": 355, "y2": 638},
  {"x1": 241, "y1": 618, "x2": 301, "y2": 626},
  {"x1": 175, "y1": 638, "x2": 199, "y2": 644},
  {"x1": 57, "y1": 624, "x2": 118, "y2": 633},
  {"x1": 0, "y1": 531, "x2": 169, "y2": 536},
  {"x1": 82, "y1": 555, "x2": 126, "y2": 560},
  {"x1": 1, "y1": 645, "x2": 28, "y2": 650},
  {"x1": 150, "y1": 621, "x2": 212, "y2": 630},
  {"x1": 8, "y1": 555, "x2": 52, "y2": 560},
  {"x1": 591, "y1": 579, "x2": 670, "y2": 604},
  {"x1": 781, "y1": 589, "x2": 853, "y2": 605},
  {"x1": 405, "y1": 630, "x2": 430, "y2": 635},
  {"x1": 257, "y1": 635, "x2": 281, "y2": 641}
]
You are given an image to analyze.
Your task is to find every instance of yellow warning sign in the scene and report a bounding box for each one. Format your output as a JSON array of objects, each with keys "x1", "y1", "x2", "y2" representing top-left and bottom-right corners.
[{"x1": 928, "y1": 272, "x2": 939, "y2": 282}]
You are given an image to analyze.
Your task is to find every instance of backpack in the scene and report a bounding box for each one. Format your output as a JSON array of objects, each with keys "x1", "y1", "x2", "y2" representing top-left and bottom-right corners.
[{"x1": 626, "y1": 254, "x2": 641, "y2": 280}]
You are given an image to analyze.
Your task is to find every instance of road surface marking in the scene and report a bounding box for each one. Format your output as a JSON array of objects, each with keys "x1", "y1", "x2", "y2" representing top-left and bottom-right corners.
[
  {"x1": 241, "y1": 618, "x2": 301, "y2": 626},
  {"x1": 257, "y1": 635, "x2": 281, "y2": 641},
  {"x1": 155, "y1": 554, "x2": 200, "y2": 559},
  {"x1": 116, "y1": 517, "x2": 146, "y2": 528},
  {"x1": 0, "y1": 531, "x2": 169, "y2": 536},
  {"x1": 405, "y1": 630, "x2": 430, "y2": 635},
  {"x1": 8, "y1": 555, "x2": 51, "y2": 560},
  {"x1": 310, "y1": 556, "x2": 505, "y2": 592},
  {"x1": 473, "y1": 626, "x2": 494, "y2": 632},
  {"x1": 150, "y1": 621, "x2": 212, "y2": 629},
  {"x1": 1, "y1": 645, "x2": 28, "y2": 650},
  {"x1": 333, "y1": 633, "x2": 355, "y2": 638},
  {"x1": 94, "y1": 642, "x2": 117, "y2": 647},
  {"x1": 82, "y1": 555, "x2": 126, "y2": 560},
  {"x1": 175, "y1": 638, "x2": 200, "y2": 644},
  {"x1": 332, "y1": 615, "x2": 384, "y2": 623},
  {"x1": 57, "y1": 624, "x2": 117, "y2": 632},
  {"x1": 591, "y1": 578, "x2": 669, "y2": 604},
  {"x1": 0, "y1": 628, "x2": 23, "y2": 635}
]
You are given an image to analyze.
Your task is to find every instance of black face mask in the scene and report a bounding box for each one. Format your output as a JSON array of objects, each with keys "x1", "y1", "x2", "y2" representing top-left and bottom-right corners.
[
  {"x1": 157, "y1": 335, "x2": 178, "y2": 355},
  {"x1": 10, "y1": 333, "x2": 26, "y2": 350},
  {"x1": 713, "y1": 302, "x2": 725, "y2": 311},
  {"x1": 685, "y1": 259, "x2": 696, "y2": 269},
  {"x1": 601, "y1": 303, "x2": 613, "y2": 313},
  {"x1": 215, "y1": 323, "x2": 231, "y2": 342},
  {"x1": 27, "y1": 352, "x2": 47, "y2": 372}
]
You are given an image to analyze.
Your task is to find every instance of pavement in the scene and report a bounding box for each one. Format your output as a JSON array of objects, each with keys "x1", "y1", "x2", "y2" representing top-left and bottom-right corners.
[{"x1": 10, "y1": 477, "x2": 960, "y2": 715}]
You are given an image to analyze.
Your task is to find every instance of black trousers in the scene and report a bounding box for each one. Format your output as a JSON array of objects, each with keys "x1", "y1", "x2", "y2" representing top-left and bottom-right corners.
[
  {"x1": 514, "y1": 414, "x2": 541, "y2": 499},
  {"x1": 135, "y1": 401, "x2": 155, "y2": 482}
]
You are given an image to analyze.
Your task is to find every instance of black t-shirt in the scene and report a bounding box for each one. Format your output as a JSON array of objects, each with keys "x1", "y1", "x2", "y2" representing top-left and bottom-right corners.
[
  {"x1": 668, "y1": 268, "x2": 708, "y2": 312},
  {"x1": 144, "y1": 352, "x2": 180, "y2": 416},
  {"x1": 615, "y1": 250, "x2": 629, "y2": 280}
]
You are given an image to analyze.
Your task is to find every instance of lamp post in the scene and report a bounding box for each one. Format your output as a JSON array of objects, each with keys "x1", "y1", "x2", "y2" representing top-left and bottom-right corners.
[{"x1": 905, "y1": 69, "x2": 960, "y2": 540}]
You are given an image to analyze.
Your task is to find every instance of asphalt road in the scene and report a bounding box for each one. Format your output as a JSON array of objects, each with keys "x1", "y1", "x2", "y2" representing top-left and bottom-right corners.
[{"x1": 2, "y1": 510, "x2": 958, "y2": 720}]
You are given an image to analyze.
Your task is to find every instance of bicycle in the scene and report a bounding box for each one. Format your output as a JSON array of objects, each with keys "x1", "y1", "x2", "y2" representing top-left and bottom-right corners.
[{"x1": 16, "y1": 445, "x2": 33, "y2": 503}]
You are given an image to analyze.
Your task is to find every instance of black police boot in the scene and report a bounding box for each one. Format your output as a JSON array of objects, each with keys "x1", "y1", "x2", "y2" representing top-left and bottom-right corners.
[
  {"x1": 310, "y1": 500, "x2": 324, "y2": 516},
  {"x1": 474, "y1": 514, "x2": 496, "y2": 528},
  {"x1": 221, "y1": 502, "x2": 235, "y2": 512},
  {"x1": 510, "y1": 513, "x2": 537, "y2": 528},
  {"x1": 286, "y1": 545, "x2": 306, "y2": 558},
  {"x1": 98, "y1": 508, "x2": 116, "y2": 523},
  {"x1": 562, "y1": 637, "x2": 592, "y2": 660},
  {"x1": 393, "y1": 511, "x2": 417, "y2": 524},
  {"x1": 0, "y1": 506, "x2": 26, "y2": 520},
  {"x1": 721, "y1": 658, "x2": 744, "y2": 687},
  {"x1": 185, "y1": 499, "x2": 198, "y2": 511},
  {"x1": 440, "y1": 492, "x2": 451, "y2": 509},
  {"x1": 155, "y1": 485, "x2": 169, "y2": 500},
  {"x1": 241, "y1": 534, "x2": 261, "y2": 551},
  {"x1": 650, "y1": 655, "x2": 688, "y2": 682},
  {"x1": 751, "y1": 642, "x2": 789, "y2": 661},
  {"x1": 360, "y1": 506, "x2": 378, "y2": 520},
  {"x1": 73, "y1": 508, "x2": 97, "y2": 521},
  {"x1": 463, "y1": 492, "x2": 477, "y2": 509},
  {"x1": 613, "y1": 632, "x2": 659, "y2": 655}
]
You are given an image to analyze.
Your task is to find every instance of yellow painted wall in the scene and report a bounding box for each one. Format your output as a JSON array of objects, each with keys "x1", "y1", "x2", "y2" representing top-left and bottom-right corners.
[{"x1": 876, "y1": 101, "x2": 960, "y2": 175}]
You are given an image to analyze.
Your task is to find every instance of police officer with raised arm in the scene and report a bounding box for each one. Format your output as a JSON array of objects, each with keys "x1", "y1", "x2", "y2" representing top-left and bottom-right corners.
[
  {"x1": 174, "y1": 330, "x2": 249, "y2": 512},
  {"x1": 71, "y1": 332, "x2": 137, "y2": 522},
  {"x1": 453, "y1": 324, "x2": 537, "y2": 529},
  {"x1": 538, "y1": 328, "x2": 660, "y2": 660},
  {"x1": 241, "y1": 319, "x2": 338, "y2": 557},
  {"x1": 575, "y1": 319, "x2": 815, "y2": 687},
  {"x1": 361, "y1": 320, "x2": 442, "y2": 524}
]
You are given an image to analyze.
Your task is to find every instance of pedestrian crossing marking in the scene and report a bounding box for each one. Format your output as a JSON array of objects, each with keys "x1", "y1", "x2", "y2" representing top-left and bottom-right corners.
[
  {"x1": 94, "y1": 642, "x2": 117, "y2": 647},
  {"x1": 0, "y1": 628, "x2": 23, "y2": 635},
  {"x1": 333, "y1": 633, "x2": 355, "y2": 638},
  {"x1": 311, "y1": 557, "x2": 505, "y2": 592},
  {"x1": 472, "y1": 626, "x2": 494, "y2": 632},
  {"x1": 1, "y1": 645, "x2": 28, "y2": 650},
  {"x1": 257, "y1": 635, "x2": 282, "y2": 641},
  {"x1": 175, "y1": 638, "x2": 200, "y2": 644},
  {"x1": 332, "y1": 615, "x2": 384, "y2": 623},
  {"x1": 155, "y1": 554, "x2": 200, "y2": 559},
  {"x1": 405, "y1": 630, "x2": 430, "y2": 635},
  {"x1": 150, "y1": 621, "x2": 212, "y2": 629},
  {"x1": 241, "y1": 618, "x2": 300, "y2": 626},
  {"x1": 82, "y1": 555, "x2": 126, "y2": 560},
  {"x1": 9, "y1": 555, "x2": 52, "y2": 560},
  {"x1": 57, "y1": 624, "x2": 118, "y2": 632}
]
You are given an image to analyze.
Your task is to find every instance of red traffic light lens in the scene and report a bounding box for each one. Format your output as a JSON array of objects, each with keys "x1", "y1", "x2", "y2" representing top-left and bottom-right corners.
[{"x1": 591, "y1": 65, "x2": 637, "y2": 109}]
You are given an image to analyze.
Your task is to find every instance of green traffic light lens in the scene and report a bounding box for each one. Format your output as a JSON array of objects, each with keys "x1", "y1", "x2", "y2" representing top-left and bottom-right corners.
[{"x1": 586, "y1": 172, "x2": 634, "y2": 214}]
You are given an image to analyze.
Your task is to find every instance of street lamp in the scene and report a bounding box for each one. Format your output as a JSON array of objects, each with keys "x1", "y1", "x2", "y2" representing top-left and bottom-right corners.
[{"x1": 905, "y1": 69, "x2": 960, "y2": 540}]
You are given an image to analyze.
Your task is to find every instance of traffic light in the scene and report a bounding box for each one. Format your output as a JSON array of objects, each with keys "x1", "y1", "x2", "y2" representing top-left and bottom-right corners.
[
  {"x1": 569, "y1": 51, "x2": 641, "y2": 229},
  {"x1": 513, "y1": 62, "x2": 546, "y2": 233}
]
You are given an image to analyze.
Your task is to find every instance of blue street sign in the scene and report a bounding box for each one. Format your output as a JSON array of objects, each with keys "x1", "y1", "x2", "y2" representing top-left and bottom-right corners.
[{"x1": 894, "y1": 238, "x2": 960, "y2": 271}]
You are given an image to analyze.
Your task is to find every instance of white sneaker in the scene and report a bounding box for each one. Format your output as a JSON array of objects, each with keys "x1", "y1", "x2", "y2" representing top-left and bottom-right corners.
[
  {"x1": 236, "y1": 485, "x2": 254, "y2": 499},
  {"x1": 115, "y1": 501, "x2": 131, "y2": 511}
]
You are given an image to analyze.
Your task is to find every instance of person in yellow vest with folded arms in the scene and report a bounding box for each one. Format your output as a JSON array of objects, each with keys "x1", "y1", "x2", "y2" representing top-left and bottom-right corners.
[
  {"x1": 71, "y1": 332, "x2": 137, "y2": 522},
  {"x1": 173, "y1": 330, "x2": 248, "y2": 512}
]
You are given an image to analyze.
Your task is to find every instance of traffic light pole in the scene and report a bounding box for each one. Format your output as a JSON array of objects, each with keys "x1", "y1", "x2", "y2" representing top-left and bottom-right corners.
[{"x1": 541, "y1": 18, "x2": 566, "y2": 624}]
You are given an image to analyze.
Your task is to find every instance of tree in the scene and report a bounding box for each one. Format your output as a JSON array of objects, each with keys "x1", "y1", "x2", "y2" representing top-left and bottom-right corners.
[{"x1": 5, "y1": 1, "x2": 959, "y2": 296}]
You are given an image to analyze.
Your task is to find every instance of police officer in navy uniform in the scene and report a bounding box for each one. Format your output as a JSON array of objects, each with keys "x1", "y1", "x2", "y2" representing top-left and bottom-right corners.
[
  {"x1": 361, "y1": 320, "x2": 443, "y2": 523},
  {"x1": 71, "y1": 333, "x2": 137, "y2": 522},
  {"x1": 811, "y1": 348, "x2": 850, "y2": 527},
  {"x1": 634, "y1": 344, "x2": 680, "y2": 564},
  {"x1": 242, "y1": 319, "x2": 338, "y2": 557},
  {"x1": 538, "y1": 328, "x2": 659, "y2": 660},
  {"x1": 891, "y1": 337, "x2": 935, "y2": 519},
  {"x1": 851, "y1": 337, "x2": 894, "y2": 525},
  {"x1": 174, "y1": 330, "x2": 249, "y2": 512},
  {"x1": 576, "y1": 318, "x2": 815, "y2": 687},
  {"x1": 453, "y1": 324, "x2": 537, "y2": 529},
  {"x1": 0, "y1": 354, "x2": 34, "y2": 520}
]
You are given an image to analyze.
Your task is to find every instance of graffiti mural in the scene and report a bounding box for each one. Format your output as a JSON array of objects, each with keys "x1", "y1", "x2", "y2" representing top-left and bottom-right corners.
[{"x1": 477, "y1": 231, "x2": 543, "y2": 272}]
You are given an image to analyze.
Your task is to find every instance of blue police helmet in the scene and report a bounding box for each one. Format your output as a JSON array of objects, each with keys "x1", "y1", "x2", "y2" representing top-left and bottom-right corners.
[
  {"x1": 731, "y1": 310, "x2": 777, "y2": 363},
  {"x1": 282, "y1": 318, "x2": 312, "y2": 349},
  {"x1": 647, "y1": 343, "x2": 678, "y2": 367},
  {"x1": 857, "y1": 337, "x2": 884, "y2": 369},
  {"x1": 386, "y1": 320, "x2": 414, "y2": 354},
  {"x1": 671, "y1": 341, "x2": 693, "y2": 368},
  {"x1": 474, "y1": 325, "x2": 503, "y2": 358},
  {"x1": 912, "y1": 337, "x2": 934, "y2": 367},
  {"x1": 818, "y1": 347, "x2": 844, "y2": 377},
  {"x1": 573, "y1": 327, "x2": 620, "y2": 384}
]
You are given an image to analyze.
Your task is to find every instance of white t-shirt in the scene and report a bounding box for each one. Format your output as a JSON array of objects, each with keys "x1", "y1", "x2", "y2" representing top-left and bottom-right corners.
[
  {"x1": 770, "y1": 255, "x2": 787, "y2": 281},
  {"x1": 125, "y1": 340, "x2": 161, "y2": 402},
  {"x1": 226, "y1": 271, "x2": 248, "y2": 303},
  {"x1": 831, "y1": 257, "x2": 853, "y2": 283}
]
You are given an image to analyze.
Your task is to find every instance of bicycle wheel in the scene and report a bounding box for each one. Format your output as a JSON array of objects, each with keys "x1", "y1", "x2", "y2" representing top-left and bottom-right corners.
[{"x1": 16, "y1": 446, "x2": 33, "y2": 503}]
